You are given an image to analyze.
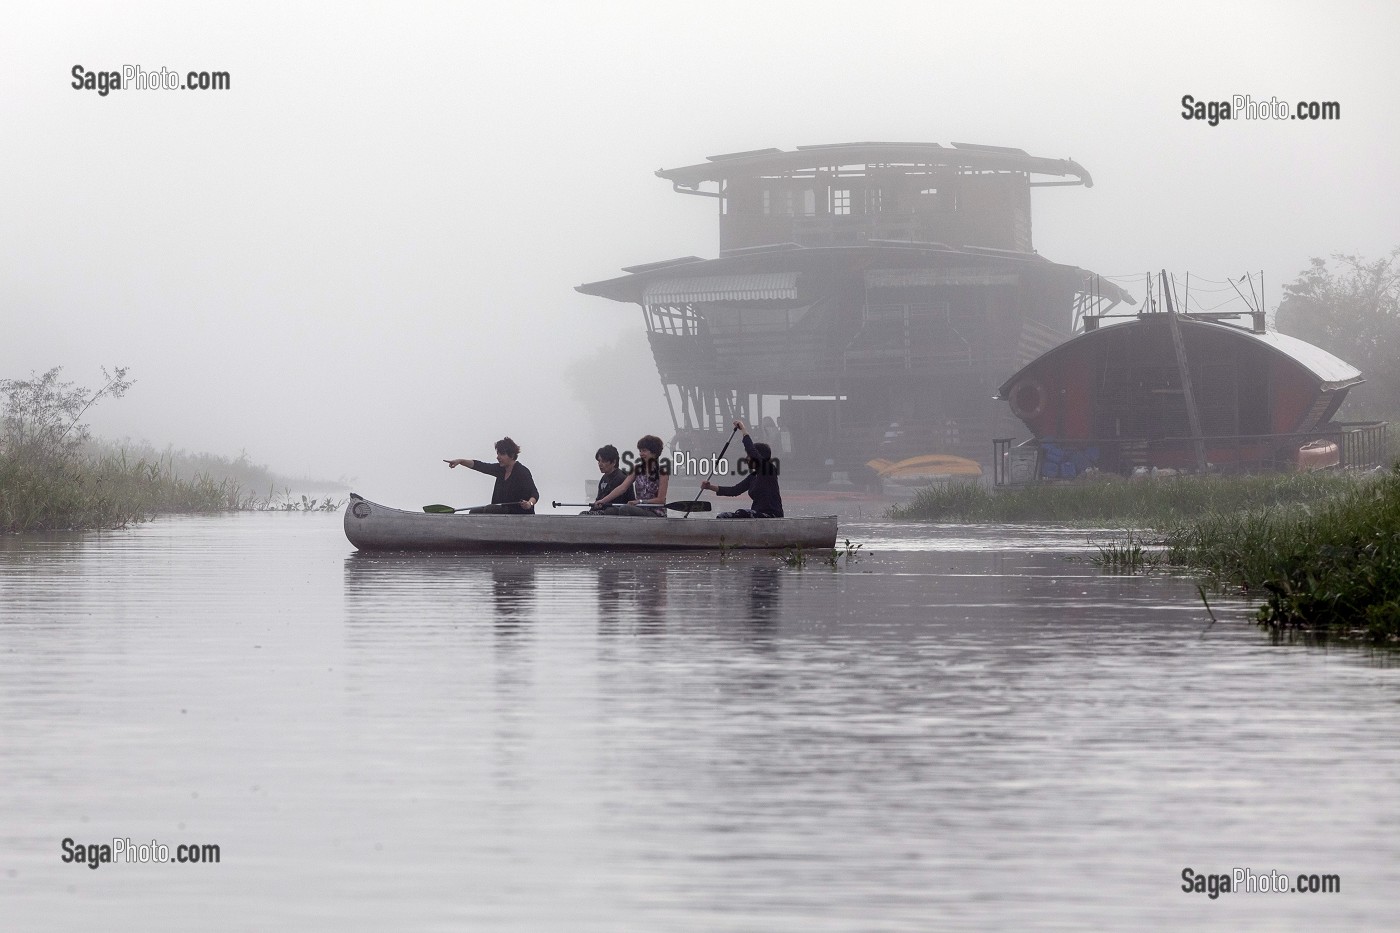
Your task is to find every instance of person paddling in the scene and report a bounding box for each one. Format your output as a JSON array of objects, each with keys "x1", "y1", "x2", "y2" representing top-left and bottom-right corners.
[
  {"x1": 444, "y1": 437, "x2": 539, "y2": 514},
  {"x1": 700, "y1": 419, "x2": 783, "y2": 518}
]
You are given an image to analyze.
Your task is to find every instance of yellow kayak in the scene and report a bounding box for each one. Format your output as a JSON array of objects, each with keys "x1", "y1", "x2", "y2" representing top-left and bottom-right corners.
[{"x1": 867, "y1": 454, "x2": 983, "y2": 479}]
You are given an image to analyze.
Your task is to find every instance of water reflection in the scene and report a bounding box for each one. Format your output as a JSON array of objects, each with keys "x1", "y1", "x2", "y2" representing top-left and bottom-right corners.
[
  {"x1": 340, "y1": 552, "x2": 804, "y2": 649},
  {"x1": 595, "y1": 566, "x2": 626, "y2": 633},
  {"x1": 631, "y1": 565, "x2": 669, "y2": 636},
  {"x1": 746, "y1": 564, "x2": 783, "y2": 627},
  {"x1": 490, "y1": 565, "x2": 536, "y2": 633},
  {"x1": 587, "y1": 562, "x2": 673, "y2": 636}
]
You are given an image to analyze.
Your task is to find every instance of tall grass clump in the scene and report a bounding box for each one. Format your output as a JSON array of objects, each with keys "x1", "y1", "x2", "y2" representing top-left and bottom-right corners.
[
  {"x1": 0, "y1": 450, "x2": 253, "y2": 532},
  {"x1": 1088, "y1": 532, "x2": 1164, "y2": 573},
  {"x1": 1163, "y1": 466, "x2": 1400, "y2": 643},
  {"x1": 0, "y1": 366, "x2": 340, "y2": 533},
  {"x1": 83, "y1": 439, "x2": 340, "y2": 500},
  {"x1": 889, "y1": 472, "x2": 1364, "y2": 525}
]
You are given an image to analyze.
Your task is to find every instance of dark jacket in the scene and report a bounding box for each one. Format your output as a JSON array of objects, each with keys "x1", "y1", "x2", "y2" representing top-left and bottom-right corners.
[
  {"x1": 715, "y1": 435, "x2": 783, "y2": 516},
  {"x1": 596, "y1": 468, "x2": 627, "y2": 503},
  {"x1": 470, "y1": 460, "x2": 540, "y2": 513}
]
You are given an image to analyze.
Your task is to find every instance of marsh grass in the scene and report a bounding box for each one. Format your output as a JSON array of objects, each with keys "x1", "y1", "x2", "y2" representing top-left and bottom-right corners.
[
  {"x1": 84, "y1": 439, "x2": 339, "y2": 498},
  {"x1": 0, "y1": 451, "x2": 344, "y2": 532},
  {"x1": 1, "y1": 451, "x2": 242, "y2": 532},
  {"x1": 888, "y1": 472, "x2": 1362, "y2": 525},
  {"x1": 1161, "y1": 466, "x2": 1400, "y2": 643},
  {"x1": 1, "y1": 365, "x2": 342, "y2": 532},
  {"x1": 1087, "y1": 533, "x2": 1165, "y2": 574},
  {"x1": 892, "y1": 466, "x2": 1400, "y2": 642}
]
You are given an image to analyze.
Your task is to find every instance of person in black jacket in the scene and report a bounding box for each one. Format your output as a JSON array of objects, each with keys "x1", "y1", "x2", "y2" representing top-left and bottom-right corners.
[
  {"x1": 582, "y1": 445, "x2": 627, "y2": 515},
  {"x1": 700, "y1": 419, "x2": 784, "y2": 518},
  {"x1": 444, "y1": 436, "x2": 539, "y2": 514}
]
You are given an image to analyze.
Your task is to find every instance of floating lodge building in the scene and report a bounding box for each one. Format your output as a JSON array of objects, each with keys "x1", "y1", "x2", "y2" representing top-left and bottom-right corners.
[{"x1": 577, "y1": 142, "x2": 1132, "y2": 482}]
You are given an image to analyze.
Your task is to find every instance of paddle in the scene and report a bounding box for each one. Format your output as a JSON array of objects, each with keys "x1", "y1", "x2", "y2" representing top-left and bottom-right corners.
[
  {"x1": 422, "y1": 503, "x2": 494, "y2": 513},
  {"x1": 551, "y1": 500, "x2": 712, "y2": 513},
  {"x1": 684, "y1": 425, "x2": 740, "y2": 518}
]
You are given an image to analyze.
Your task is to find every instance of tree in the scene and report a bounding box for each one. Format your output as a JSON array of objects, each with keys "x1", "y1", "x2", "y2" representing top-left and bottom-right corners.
[
  {"x1": 0, "y1": 366, "x2": 133, "y2": 464},
  {"x1": 1275, "y1": 250, "x2": 1400, "y2": 421}
]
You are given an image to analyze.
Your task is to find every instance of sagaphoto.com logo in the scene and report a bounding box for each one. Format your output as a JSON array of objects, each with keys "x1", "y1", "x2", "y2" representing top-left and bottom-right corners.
[
  {"x1": 71, "y1": 64, "x2": 231, "y2": 96},
  {"x1": 1181, "y1": 94, "x2": 1339, "y2": 126}
]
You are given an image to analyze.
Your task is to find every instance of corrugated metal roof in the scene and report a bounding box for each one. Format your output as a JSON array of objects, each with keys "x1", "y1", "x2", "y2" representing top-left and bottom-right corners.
[
  {"x1": 658, "y1": 143, "x2": 1093, "y2": 189},
  {"x1": 620, "y1": 256, "x2": 705, "y2": 274},
  {"x1": 1247, "y1": 329, "x2": 1362, "y2": 387},
  {"x1": 644, "y1": 273, "x2": 797, "y2": 305},
  {"x1": 706, "y1": 147, "x2": 783, "y2": 162},
  {"x1": 998, "y1": 316, "x2": 1364, "y2": 396}
]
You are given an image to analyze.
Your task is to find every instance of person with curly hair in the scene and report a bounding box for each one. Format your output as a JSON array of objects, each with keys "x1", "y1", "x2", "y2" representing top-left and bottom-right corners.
[{"x1": 444, "y1": 436, "x2": 539, "y2": 514}]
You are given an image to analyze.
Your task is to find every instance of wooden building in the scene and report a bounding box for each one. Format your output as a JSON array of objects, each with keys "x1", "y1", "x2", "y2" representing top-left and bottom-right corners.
[{"x1": 577, "y1": 142, "x2": 1130, "y2": 480}]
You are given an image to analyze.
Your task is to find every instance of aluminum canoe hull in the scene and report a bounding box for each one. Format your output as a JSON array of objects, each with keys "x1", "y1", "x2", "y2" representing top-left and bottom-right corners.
[{"x1": 343, "y1": 494, "x2": 838, "y2": 552}]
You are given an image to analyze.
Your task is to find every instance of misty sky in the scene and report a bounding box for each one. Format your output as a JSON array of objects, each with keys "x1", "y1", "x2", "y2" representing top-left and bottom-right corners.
[{"x1": 3, "y1": 1, "x2": 1398, "y2": 505}]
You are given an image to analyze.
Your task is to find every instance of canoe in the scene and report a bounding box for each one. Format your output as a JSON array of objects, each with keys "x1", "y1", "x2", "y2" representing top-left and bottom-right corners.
[{"x1": 343, "y1": 494, "x2": 838, "y2": 552}]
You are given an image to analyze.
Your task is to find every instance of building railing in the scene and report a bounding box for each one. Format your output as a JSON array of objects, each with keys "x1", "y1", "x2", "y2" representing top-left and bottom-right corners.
[
  {"x1": 719, "y1": 210, "x2": 1023, "y2": 252},
  {"x1": 993, "y1": 422, "x2": 1389, "y2": 485}
]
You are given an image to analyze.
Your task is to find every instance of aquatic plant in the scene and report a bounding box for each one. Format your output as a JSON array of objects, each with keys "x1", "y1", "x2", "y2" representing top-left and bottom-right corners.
[
  {"x1": 781, "y1": 544, "x2": 807, "y2": 568},
  {"x1": 1087, "y1": 533, "x2": 1164, "y2": 574},
  {"x1": 260, "y1": 489, "x2": 346, "y2": 513},
  {"x1": 1162, "y1": 465, "x2": 1400, "y2": 643},
  {"x1": 832, "y1": 537, "x2": 866, "y2": 567},
  {"x1": 780, "y1": 538, "x2": 867, "y2": 571}
]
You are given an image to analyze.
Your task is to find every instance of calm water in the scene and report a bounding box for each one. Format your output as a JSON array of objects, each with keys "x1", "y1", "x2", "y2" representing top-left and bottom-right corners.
[{"x1": 1, "y1": 513, "x2": 1396, "y2": 931}]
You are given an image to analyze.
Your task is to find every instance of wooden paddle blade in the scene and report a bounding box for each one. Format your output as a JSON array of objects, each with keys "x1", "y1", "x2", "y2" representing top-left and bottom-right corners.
[
  {"x1": 666, "y1": 500, "x2": 712, "y2": 513},
  {"x1": 422, "y1": 504, "x2": 457, "y2": 513}
]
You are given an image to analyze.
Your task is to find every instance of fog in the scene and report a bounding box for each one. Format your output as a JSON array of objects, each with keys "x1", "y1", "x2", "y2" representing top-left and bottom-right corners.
[{"x1": 4, "y1": 1, "x2": 1398, "y2": 506}]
